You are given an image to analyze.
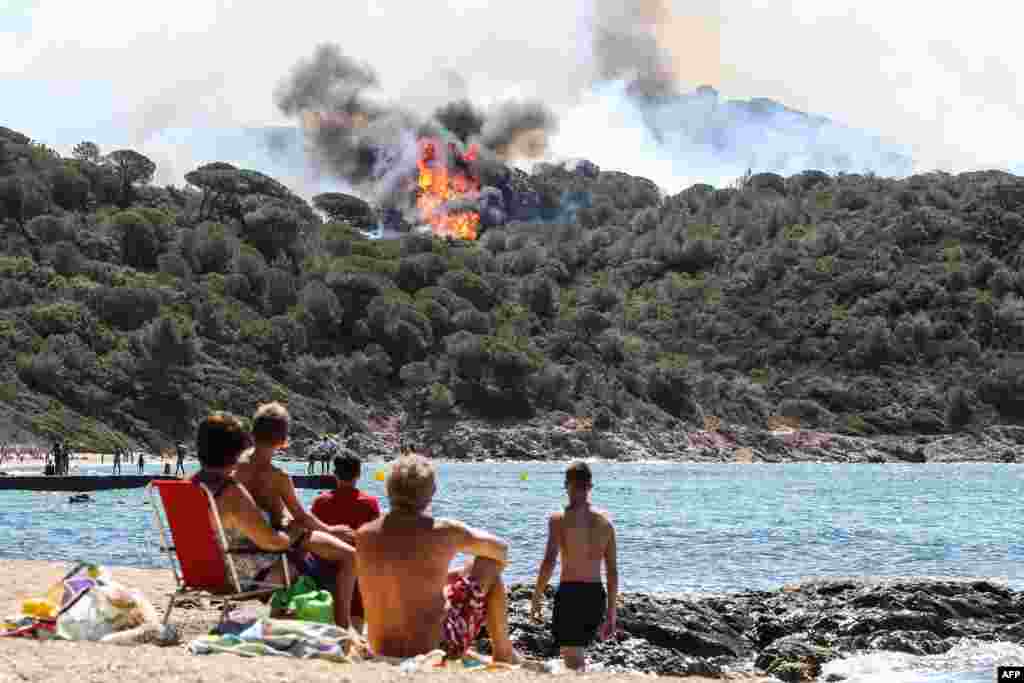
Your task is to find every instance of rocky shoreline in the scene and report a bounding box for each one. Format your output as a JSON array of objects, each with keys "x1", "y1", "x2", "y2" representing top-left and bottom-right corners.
[
  {"x1": 500, "y1": 577, "x2": 1024, "y2": 680},
  {"x1": 340, "y1": 421, "x2": 1024, "y2": 464}
]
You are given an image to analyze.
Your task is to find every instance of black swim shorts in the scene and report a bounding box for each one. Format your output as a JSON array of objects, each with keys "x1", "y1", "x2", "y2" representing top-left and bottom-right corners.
[{"x1": 552, "y1": 582, "x2": 607, "y2": 647}]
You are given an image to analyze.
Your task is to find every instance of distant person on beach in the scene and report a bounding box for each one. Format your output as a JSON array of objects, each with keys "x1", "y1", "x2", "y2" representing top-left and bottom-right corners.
[
  {"x1": 307, "y1": 445, "x2": 316, "y2": 475},
  {"x1": 311, "y1": 451, "x2": 381, "y2": 632},
  {"x1": 112, "y1": 448, "x2": 122, "y2": 475},
  {"x1": 175, "y1": 442, "x2": 187, "y2": 476},
  {"x1": 138, "y1": 451, "x2": 145, "y2": 474},
  {"x1": 530, "y1": 461, "x2": 618, "y2": 672},
  {"x1": 192, "y1": 412, "x2": 355, "y2": 627},
  {"x1": 232, "y1": 402, "x2": 357, "y2": 628},
  {"x1": 356, "y1": 453, "x2": 522, "y2": 663}
]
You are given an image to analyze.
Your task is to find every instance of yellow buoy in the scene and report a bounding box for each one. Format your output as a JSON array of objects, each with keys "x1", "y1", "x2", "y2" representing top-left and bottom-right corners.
[
  {"x1": 375, "y1": 469, "x2": 386, "y2": 481},
  {"x1": 520, "y1": 472, "x2": 529, "y2": 481}
]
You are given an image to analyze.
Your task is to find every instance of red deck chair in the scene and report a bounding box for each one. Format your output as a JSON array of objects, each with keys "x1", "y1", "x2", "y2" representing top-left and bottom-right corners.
[{"x1": 147, "y1": 479, "x2": 292, "y2": 627}]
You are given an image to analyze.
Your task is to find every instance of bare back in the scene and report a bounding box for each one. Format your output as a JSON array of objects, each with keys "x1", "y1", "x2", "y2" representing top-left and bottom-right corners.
[
  {"x1": 232, "y1": 461, "x2": 289, "y2": 527},
  {"x1": 355, "y1": 514, "x2": 464, "y2": 658},
  {"x1": 555, "y1": 505, "x2": 613, "y2": 583}
]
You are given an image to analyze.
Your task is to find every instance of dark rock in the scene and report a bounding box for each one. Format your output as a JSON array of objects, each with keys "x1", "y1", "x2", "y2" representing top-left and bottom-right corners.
[
  {"x1": 867, "y1": 630, "x2": 951, "y2": 656},
  {"x1": 494, "y1": 577, "x2": 1024, "y2": 677},
  {"x1": 755, "y1": 634, "x2": 834, "y2": 682}
]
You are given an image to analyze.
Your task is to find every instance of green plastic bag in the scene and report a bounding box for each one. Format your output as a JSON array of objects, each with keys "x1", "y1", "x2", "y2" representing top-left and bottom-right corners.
[
  {"x1": 291, "y1": 590, "x2": 334, "y2": 624},
  {"x1": 269, "y1": 576, "x2": 318, "y2": 611}
]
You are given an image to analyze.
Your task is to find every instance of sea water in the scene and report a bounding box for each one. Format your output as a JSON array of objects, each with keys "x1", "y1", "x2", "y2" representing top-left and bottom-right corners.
[{"x1": 2, "y1": 462, "x2": 1022, "y2": 680}]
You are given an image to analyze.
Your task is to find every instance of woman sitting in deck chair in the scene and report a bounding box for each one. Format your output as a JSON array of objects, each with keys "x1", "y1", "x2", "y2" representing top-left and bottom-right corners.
[{"x1": 193, "y1": 413, "x2": 357, "y2": 629}]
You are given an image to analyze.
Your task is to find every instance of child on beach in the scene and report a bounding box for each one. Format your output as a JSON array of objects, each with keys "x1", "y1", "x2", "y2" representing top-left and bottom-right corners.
[
  {"x1": 232, "y1": 402, "x2": 358, "y2": 627},
  {"x1": 530, "y1": 461, "x2": 618, "y2": 672}
]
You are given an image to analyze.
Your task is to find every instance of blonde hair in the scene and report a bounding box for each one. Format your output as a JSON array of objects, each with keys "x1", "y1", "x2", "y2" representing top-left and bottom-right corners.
[
  {"x1": 386, "y1": 454, "x2": 436, "y2": 512},
  {"x1": 251, "y1": 402, "x2": 289, "y2": 447}
]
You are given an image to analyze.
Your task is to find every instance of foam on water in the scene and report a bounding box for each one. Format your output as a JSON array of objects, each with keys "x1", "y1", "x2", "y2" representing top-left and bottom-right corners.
[{"x1": 819, "y1": 640, "x2": 1024, "y2": 683}]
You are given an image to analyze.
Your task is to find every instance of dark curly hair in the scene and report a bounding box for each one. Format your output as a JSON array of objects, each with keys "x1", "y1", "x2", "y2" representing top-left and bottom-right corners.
[{"x1": 196, "y1": 412, "x2": 251, "y2": 468}]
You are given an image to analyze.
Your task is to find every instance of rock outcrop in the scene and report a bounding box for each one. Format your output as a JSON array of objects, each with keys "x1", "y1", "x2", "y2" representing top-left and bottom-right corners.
[{"x1": 487, "y1": 578, "x2": 1024, "y2": 680}]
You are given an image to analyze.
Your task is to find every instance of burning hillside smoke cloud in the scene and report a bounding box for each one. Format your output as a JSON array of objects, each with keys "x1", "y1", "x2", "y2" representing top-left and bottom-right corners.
[
  {"x1": 274, "y1": 44, "x2": 557, "y2": 206},
  {"x1": 578, "y1": 0, "x2": 912, "y2": 179}
]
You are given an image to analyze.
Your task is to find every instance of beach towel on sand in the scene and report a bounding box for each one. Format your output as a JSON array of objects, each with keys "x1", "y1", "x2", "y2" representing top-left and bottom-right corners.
[
  {"x1": 188, "y1": 618, "x2": 535, "y2": 673},
  {"x1": 188, "y1": 619, "x2": 368, "y2": 662}
]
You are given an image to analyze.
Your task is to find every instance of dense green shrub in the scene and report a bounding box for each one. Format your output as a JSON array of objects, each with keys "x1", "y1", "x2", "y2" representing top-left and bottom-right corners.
[{"x1": 88, "y1": 286, "x2": 162, "y2": 330}]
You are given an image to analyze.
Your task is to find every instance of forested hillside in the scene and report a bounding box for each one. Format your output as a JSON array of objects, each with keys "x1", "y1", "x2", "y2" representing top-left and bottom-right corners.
[{"x1": 2, "y1": 124, "x2": 1023, "y2": 451}]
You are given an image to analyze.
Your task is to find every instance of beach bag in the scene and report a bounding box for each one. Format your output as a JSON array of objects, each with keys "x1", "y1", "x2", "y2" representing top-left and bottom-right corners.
[
  {"x1": 291, "y1": 590, "x2": 334, "y2": 624},
  {"x1": 52, "y1": 564, "x2": 164, "y2": 643},
  {"x1": 269, "y1": 575, "x2": 318, "y2": 612}
]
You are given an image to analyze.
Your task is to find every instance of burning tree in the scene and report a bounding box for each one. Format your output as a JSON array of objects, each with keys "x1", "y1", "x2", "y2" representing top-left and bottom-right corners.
[{"x1": 415, "y1": 138, "x2": 481, "y2": 241}]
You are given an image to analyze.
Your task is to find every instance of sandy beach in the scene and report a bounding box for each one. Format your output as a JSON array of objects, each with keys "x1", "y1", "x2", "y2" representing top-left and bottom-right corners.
[{"x1": 0, "y1": 560, "x2": 773, "y2": 683}]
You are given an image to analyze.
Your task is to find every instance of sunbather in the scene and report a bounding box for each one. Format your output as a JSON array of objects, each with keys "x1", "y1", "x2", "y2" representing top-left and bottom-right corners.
[
  {"x1": 232, "y1": 402, "x2": 358, "y2": 628},
  {"x1": 191, "y1": 412, "x2": 355, "y2": 628},
  {"x1": 356, "y1": 453, "x2": 522, "y2": 663}
]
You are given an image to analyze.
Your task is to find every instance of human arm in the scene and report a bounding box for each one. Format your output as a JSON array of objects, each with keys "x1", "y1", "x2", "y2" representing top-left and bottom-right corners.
[
  {"x1": 600, "y1": 523, "x2": 618, "y2": 640},
  {"x1": 450, "y1": 520, "x2": 508, "y2": 566},
  {"x1": 308, "y1": 494, "x2": 357, "y2": 545},
  {"x1": 280, "y1": 474, "x2": 357, "y2": 543},
  {"x1": 223, "y1": 485, "x2": 291, "y2": 551},
  {"x1": 531, "y1": 514, "x2": 561, "y2": 621}
]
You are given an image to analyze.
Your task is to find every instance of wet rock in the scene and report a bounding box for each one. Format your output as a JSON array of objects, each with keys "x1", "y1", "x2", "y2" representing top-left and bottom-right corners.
[
  {"x1": 496, "y1": 577, "x2": 1024, "y2": 677},
  {"x1": 755, "y1": 634, "x2": 834, "y2": 682},
  {"x1": 866, "y1": 630, "x2": 952, "y2": 656}
]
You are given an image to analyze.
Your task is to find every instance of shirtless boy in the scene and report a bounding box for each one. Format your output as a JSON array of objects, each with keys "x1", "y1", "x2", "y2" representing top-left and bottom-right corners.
[
  {"x1": 232, "y1": 401, "x2": 357, "y2": 628},
  {"x1": 356, "y1": 454, "x2": 521, "y2": 663},
  {"x1": 531, "y1": 461, "x2": 618, "y2": 671}
]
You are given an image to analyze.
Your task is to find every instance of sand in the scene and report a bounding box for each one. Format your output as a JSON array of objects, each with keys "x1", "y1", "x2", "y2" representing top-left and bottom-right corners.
[{"x1": 0, "y1": 560, "x2": 774, "y2": 683}]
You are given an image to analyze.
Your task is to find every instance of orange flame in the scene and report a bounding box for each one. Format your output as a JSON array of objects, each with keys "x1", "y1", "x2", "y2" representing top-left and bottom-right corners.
[{"x1": 416, "y1": 138, "x2": 480, "y2": 240}]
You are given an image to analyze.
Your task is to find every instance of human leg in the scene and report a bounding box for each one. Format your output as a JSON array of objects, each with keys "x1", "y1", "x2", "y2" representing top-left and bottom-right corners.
[
  {"x1": 302, "y1": 530, "x2": 355, "y2": 629},
  {"x1": 452, "y1": 557, "x2": 520, "y2": 663},
  {"x1": 560, "y1": 646, "x2": 586, "y2": 671},
  {"x1": 552, "y1": 583, "x2": 606, "y2": 672}
]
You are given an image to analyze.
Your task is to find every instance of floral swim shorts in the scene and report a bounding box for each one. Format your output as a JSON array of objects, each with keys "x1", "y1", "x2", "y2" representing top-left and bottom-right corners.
[{"x1": 439, "y1": 574, "x2": 487, "y2": 659}]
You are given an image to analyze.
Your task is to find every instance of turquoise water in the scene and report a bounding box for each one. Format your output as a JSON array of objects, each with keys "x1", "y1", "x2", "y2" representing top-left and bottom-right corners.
[
  {"x1": 3, "y1": 462, "x2": 1023, "y2": 681},
  {"x1": 2, "y1": 462, "x2": 1023, "y2": 592}
]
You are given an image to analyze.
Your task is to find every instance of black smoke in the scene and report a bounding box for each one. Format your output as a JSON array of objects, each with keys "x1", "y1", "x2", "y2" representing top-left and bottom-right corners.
[{"x1": 274, "y1": 44, "x2": 558, "y2": 210}]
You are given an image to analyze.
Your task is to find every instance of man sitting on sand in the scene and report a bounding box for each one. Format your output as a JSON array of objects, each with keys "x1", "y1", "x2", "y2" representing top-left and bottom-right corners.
[
  {"x1": 356, "y1": 453, "x2": 521, "y2": 663},
  {"x1": 530, "y1": 461, "x2": 618, "y2": 672},
  {"x1": 232, "y1": 402, "x2": 358, "y2": 627},
  {"x1": 311, "y1": 451, "x2": 381, "y2": 633}
]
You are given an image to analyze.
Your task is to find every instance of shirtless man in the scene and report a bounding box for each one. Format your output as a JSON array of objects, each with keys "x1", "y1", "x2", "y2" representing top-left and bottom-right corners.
[
  {"x1": 232, "y1": 402, "x2": 357, "y2": 628},
  {"x1": 530, "y1": 461, "x2": 618, "y2": 671},
  {"x1": 356, "y1": 454, "x2": 521, "y2": 663}
]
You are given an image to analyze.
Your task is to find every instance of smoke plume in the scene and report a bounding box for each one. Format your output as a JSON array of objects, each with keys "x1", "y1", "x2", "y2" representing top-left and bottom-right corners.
[
  {"x1": 274, "y1": 44, "x2": 558, "y2": 207},
  {"x1": 579, "y1": 0, "x2": 913, "y2": 181}
]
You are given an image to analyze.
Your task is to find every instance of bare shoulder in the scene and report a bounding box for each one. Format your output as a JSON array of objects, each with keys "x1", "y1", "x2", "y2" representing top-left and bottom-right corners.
[
  {"x1": 435, "y1": 517, "x2": 469, "y2": 534},
  {"x1": 592, "y1": 507, "x2": 615, "y2": 529}
]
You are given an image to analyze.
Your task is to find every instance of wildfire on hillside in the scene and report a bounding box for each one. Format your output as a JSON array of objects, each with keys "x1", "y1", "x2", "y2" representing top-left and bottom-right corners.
[{"x1": 415, "y1": 138, "x2": 481, "y2": 240}]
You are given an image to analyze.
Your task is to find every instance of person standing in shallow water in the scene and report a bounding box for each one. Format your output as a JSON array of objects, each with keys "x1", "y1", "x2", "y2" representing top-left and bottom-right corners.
[
  {"x1": 112, "y1": 447, "x2": 121, "y2": 475},
  {"x1": 530, "y1": 461, "x2": 619, "y2": 672}
]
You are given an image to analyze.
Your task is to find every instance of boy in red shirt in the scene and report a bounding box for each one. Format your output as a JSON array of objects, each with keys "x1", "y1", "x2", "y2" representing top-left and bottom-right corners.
[{"x1": 312, "y1": 451, "x2": 381, "y2": 632}]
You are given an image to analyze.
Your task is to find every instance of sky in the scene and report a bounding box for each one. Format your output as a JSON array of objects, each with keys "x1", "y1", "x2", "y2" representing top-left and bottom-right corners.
[{"x1": 2, "y1": 0, "x2": 1022, "y2": 193}]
